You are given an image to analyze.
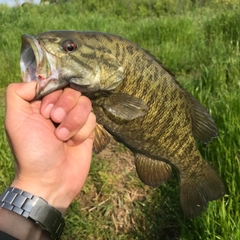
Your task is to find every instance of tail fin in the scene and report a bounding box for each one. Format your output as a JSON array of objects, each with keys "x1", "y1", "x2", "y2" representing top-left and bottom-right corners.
[{"x1": 180, "y1": 162, "x2": 225, "y2": 217}]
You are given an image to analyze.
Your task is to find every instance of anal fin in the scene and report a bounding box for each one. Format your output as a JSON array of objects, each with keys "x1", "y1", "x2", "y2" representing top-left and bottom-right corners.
[{"x1": 135, "y1": 153, "x2": 172, "y2": 187}]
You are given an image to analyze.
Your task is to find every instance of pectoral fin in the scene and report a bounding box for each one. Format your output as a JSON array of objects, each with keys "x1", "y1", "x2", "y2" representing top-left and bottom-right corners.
[
  {"x1": 103, "y1": 93, "x2": 148, "y2": 120},
  {"x1": 93, "y1": 123, "x2": 111, "y2": 153},
  {"x1": 135, "y1": 153, "x2": 172, "y2": 187}
]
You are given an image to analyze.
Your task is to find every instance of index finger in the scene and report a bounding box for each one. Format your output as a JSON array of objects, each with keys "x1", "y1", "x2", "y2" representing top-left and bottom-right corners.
[
  {"x1": 40, "y1": 88, "x2": 81, "y2": 120},
  {"x1": 55, "y1": 95, "x2": 94, "y2": 141}
]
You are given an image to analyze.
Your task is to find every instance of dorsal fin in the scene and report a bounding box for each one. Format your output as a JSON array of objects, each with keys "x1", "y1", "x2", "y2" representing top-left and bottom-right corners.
[{"x1": 185, "y1": 91, "x2": 218, "y2": 143}]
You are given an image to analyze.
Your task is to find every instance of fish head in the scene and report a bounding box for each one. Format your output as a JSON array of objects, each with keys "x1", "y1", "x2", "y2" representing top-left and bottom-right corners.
[{"x1": 20, "y1": 31, "x2": 124, "y2": 99}]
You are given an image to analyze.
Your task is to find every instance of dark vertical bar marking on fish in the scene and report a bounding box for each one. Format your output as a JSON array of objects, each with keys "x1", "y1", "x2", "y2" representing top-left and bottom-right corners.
[
  {"x1": 71, "y1": 55, "x2": 94, "y2": 71},
  {"x1": 102, "y1": 34, "x2": 114, "y2": 43},
  {"x1": 115, "y1": 43, "x2": 121, "y2": 59},
  {"x1": 119, "y1": 45, "x2": 126, "y2": 65},
  {"x1": 126, "y1": 45, "x2": 135, "y2": 55}
]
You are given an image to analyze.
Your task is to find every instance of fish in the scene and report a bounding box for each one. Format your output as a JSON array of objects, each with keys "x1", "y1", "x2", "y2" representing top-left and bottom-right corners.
[{"x1": 20, "y1": 30, "x2": 225, "y2": 217}]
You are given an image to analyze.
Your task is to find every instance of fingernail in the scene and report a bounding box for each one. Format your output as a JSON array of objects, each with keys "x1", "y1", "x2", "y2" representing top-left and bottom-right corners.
[
  {"x1": 53, "y1": 107, "x2": 66, "y2": 122},
  {"x1": 57, "y1": 127, "x2": 70, "y2": 140},
  {"x1": 43, "y1": 104, "x2": 54, "y2": 118}
]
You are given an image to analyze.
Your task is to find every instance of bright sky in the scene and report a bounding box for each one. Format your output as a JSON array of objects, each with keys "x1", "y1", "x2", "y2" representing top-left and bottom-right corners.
[{"x1": 0, "y1": 0, "x2": 41, "y2": 6}]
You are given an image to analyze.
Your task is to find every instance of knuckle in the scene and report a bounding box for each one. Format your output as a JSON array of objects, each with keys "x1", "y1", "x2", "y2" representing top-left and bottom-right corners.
[
  {"x1": 79, "y1": 96, "x2": 92, "y2": 110},
  {"x1": 61, "y1": 94, "x2": 76, "y2": 105},
  {"x1": 6, "y1": 83, "x2": 16, "y2": 94},
  {"x1": 71, "y1": 114, "x2": 82, "y2": 126},
  {"x1": 43, "y1": 89, "x2": 62, "y2": 102}
]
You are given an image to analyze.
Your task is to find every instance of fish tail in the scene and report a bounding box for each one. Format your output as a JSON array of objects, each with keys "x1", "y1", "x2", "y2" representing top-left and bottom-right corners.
[{"x1": 180, "y1": 161, "x2": 225, "y2": 217}]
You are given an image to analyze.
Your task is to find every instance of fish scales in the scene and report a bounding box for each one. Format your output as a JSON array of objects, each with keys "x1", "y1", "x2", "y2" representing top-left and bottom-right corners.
[
  {"x1": 20, "y1": 30, "x2": 225, "y2": 217},
  {"x1": 93, "y1": 39, "x2": 191, "y2": 159}
]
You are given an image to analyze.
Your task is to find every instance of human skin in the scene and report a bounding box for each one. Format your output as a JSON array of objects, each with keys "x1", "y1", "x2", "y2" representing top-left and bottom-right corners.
[{"x1": 0, "y1": 82, "x2": 96, "y2": 239}]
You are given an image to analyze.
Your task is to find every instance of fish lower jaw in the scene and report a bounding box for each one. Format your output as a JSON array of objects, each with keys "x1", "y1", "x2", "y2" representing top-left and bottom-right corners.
[{"x1": 35, "y1": 78, "x2": 69, "y2": 99}]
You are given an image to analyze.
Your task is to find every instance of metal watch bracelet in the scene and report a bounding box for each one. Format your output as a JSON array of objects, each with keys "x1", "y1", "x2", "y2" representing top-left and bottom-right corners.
[{"x1": 0, "y1": 187, "x2": 65, "y2": 240}]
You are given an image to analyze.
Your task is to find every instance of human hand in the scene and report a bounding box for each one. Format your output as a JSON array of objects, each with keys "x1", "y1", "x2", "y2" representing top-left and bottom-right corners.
[{"x1": 5, "y1": 82, "x2": 96, "y2": 214}]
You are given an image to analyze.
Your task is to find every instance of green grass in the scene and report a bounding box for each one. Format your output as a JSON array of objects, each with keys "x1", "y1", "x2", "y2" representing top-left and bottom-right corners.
[{"x1": 0, "y1": 0, "x2": 239, "y2": 239}]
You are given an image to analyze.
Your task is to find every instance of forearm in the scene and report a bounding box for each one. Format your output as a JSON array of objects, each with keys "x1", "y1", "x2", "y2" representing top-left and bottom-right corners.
[
  {"x1": 11, "y1": 177, "x2": 72, "y2": 216},
  {"x1": 0, "y1": 207, "x2": 51, "y2": 240}
]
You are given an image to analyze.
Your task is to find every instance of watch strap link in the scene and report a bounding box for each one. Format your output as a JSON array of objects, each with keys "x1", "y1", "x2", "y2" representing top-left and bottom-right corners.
[{"x1": 0, "y1": 187, "x2": 64, "y2": 240}]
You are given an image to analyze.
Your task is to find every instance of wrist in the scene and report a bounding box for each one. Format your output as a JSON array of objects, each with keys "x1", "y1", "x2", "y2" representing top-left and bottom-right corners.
[{"x1": 11, "y1": 177, "x2": 72, "y2": 215}]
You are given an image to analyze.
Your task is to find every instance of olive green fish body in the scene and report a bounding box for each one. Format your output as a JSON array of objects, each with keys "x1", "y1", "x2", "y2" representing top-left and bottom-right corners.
[
  {"x1": 20, "y1": 31, "x2": 225, "y2": 217},
  {"x1": 87, "y1": 39, "x2": 209, "y2": 167}
]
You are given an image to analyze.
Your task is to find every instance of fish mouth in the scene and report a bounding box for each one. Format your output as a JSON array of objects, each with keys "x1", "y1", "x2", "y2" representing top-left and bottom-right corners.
[{"x1": 20, "y1": 34, "x2": 68, "y2": 99}]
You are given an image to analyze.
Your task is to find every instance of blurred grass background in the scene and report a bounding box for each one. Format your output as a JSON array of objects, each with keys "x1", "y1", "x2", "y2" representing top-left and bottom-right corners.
[{"x1": 0, "y1": 0, "x2": 239, "y2": 239}]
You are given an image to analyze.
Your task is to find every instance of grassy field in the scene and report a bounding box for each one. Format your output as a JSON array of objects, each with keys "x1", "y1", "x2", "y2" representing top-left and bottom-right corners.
[{"x1": 0, "y1": 0, "x2": 239, "y2": 239}]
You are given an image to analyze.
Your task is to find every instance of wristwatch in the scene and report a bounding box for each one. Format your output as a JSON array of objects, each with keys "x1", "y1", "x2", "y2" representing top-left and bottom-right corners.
[{"x1": 0, "y1": 187, "x2": 65, "y2": 240}]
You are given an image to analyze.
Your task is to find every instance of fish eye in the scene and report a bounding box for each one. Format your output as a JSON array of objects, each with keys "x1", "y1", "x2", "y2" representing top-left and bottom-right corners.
[{"x1": 63, "y1": 40, "x2": 77, "y2": 52}]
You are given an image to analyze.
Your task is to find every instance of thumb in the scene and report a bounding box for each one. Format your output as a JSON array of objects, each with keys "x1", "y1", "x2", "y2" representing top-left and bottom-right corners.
[
  {"x1": 6, "y1": 82, "x2": 37, "y2": 102},
  {"x1": 5, "y1": 81, "x2": 38, "y2": 139},
  {"x1": 6, "y1": 82, "x2": 37, "y2": 110},
  {"x1": 5, "y1": 82, "x2": 38, "y2": 124}
]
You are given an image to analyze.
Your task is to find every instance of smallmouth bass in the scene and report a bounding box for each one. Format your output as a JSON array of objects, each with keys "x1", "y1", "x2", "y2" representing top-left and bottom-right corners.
[{"x1": 20, "y1": 30, "x2": 225, "y2": 217}]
